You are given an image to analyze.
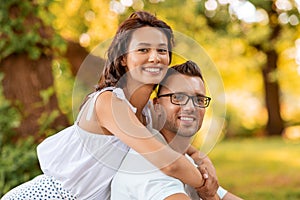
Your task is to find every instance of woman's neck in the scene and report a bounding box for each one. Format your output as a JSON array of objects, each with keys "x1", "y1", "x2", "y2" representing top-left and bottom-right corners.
[{"x1": 123, "y1": 82, "x2": 154, "y2": 118}]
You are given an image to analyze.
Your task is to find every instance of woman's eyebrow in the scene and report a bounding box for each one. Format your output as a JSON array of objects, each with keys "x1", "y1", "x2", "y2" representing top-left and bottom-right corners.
[
  {"x1": 136, "y1": 43, "x2": 151, "y2": 47},
  {"x1": 136, "y1": 43, "x2": 167, "y2": 47}
]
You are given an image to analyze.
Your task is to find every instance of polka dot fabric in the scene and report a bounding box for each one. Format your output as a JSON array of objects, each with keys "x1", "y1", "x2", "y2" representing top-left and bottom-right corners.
[{"x1": 1, "y1": 175, "x2": 76, "y2": 200}]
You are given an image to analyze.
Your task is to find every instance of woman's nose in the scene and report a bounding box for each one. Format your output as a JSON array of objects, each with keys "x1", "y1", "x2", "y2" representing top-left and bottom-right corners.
[{"x1": 148, "y1": 49, "x2": 161, "y2": 63}]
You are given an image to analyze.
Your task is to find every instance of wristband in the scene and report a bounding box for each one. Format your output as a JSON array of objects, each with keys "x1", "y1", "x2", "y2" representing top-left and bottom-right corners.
[{"x1": 217, "y1": 186, "x2": 228, "y2": 199}]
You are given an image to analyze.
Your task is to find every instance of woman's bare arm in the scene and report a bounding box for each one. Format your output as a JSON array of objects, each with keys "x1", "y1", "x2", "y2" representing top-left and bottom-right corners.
[
  {"x1": 186, "y1": 145, "x2": 204, "y2": 165},
  {"x1": 95, "y1": 92, "x2": 204, "y2": 188}
]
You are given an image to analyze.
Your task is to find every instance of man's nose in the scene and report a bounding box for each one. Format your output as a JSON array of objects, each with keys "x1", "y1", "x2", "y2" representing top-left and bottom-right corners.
[{"x1": 182, "y1": 98, "x2": 196, "y2": 111}]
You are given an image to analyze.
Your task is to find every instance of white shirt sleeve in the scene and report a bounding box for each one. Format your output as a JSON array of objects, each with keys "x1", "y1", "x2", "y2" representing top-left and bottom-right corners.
[{"x1": 217, "y1": 186, "x2": 228, "y2": 199}]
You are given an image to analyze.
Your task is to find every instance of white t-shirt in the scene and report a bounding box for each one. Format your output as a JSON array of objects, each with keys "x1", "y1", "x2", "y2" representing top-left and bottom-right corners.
[{"x1": 111, "y1": 128, "x2": 198, "y2": 200}]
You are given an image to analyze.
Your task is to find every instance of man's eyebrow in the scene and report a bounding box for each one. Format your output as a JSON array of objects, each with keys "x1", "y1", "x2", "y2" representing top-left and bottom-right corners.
[{"x1": 174, "y1": 91, "x2": 206, "y2": 96}]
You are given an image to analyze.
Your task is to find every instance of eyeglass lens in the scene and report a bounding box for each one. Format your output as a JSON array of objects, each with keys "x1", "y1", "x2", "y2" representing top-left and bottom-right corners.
[{"x1": 171, "y1": 93, "x2": 209, "y2": 107}]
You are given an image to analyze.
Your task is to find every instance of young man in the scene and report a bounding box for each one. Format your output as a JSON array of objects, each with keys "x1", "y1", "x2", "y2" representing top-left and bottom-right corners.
[{"x1": 111, "y1": 61, "x2": 242, "y2": 200}]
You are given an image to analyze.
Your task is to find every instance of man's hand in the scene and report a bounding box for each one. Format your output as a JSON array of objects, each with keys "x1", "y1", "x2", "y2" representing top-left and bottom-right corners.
[
  {"x1": 196, "y1": 162, "x2": 219, "y2": 199},
  {"x1": 192, "y1": 152, "x2": 219, "y2": 199}
]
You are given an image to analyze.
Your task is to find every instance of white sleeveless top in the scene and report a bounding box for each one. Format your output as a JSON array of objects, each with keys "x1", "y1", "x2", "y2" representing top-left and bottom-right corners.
[{"x1": 37, "y1": 87, "x2": 152, "y2": 200}]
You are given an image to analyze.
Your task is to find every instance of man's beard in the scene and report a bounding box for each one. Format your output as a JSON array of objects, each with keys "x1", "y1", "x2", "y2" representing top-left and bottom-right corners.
[{"x1": 165, "y1": 119, "x2": 199, "y2": 138}]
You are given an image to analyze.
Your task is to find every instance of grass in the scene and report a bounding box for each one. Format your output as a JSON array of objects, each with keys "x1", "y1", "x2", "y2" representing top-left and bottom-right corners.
[{"x1": 208, "y1": 137, "x2": 300, "y2": 200}]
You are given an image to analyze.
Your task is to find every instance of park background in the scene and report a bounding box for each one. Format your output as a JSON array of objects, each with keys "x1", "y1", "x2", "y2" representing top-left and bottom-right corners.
[{"x1": 0, "y1": 0, "x2": 300, "y2": 199}]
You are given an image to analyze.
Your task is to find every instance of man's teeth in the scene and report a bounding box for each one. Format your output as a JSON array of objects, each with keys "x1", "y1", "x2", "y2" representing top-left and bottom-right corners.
[
  {"x1": 180, "y1": 117, "x2": 193, "y2": 121},
  {"x1": 144, "y1": 68, "x2": 160, "y2": 72}
]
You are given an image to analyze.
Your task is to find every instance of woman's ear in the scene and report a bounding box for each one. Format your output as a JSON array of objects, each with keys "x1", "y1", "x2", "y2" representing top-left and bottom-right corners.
[{"x1": 121, "y1": 56, "x2": 127, "y2": 66}]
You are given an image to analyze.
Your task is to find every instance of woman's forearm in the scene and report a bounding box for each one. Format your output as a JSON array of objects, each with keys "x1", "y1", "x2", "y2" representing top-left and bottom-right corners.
[{"x1": 161, "y1": 154, "x2": 204, "y2": 188}]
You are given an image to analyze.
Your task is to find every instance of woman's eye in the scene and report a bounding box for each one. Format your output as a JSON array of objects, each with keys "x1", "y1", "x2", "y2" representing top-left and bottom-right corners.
[
  {"x1": 157, "y1": 48, "x2": 168, "y2": 54},
  {"x1": 137, "y1": 48, "x2": 149, "y2": 53}
]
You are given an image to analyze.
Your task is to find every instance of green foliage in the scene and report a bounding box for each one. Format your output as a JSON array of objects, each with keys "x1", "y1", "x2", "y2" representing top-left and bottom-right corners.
[
  {"x1": 40, "y1": 86, "x2": 55, "y2": 105},
  {"x1": 0, "y1": 74, "x2": 20, "y2": 146},
  {"x1": 195, "y1": 0, "x2": 231, "y2": 31},
  {"x1": 248, "y1": 0, "x2": 272, "y2": 11},
  {"x1": 38, "y1": 110, "x2": 60, "y2": 137},
  {"x1": 0, "y1": 74, "x2": 41, "y2": 196},
  {"x1": 0, "y1": 100, "x2": 20, "y2": 145},
  {"x1": 0, "y1": 0, "x2": 66, "y2": 60},
  {"x1": 38, "y1": 85, "x2": 66, "y2": 136},
  {"x1": 0, "y1": 138, "x2": 41, "y2": 197},
  {"x1": 52, "y1": 58, "x2": 74, "y2": 121}
]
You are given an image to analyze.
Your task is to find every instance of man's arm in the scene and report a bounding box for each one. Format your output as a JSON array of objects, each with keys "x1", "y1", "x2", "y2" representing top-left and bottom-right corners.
[
  {"x1": 164, "y1": 193, "x2": 191, "y2": 200},
  {"x1": 223, "y1": 192, "x2": 244, "y2": 200}
]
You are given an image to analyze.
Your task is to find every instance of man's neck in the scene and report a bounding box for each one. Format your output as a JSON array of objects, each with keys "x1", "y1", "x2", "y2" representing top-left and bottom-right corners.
[{"x1": 160, "y1": 129, "x2": 192, "y2": 154}]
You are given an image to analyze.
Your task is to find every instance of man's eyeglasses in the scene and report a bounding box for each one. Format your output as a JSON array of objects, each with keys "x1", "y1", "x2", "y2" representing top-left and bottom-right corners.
[{"x1": 157, "y1": 93, "x2": 211, "y2": 108}]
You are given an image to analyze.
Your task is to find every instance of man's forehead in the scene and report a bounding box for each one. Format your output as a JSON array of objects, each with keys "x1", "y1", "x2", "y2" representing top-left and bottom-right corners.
[
  {"x1": 161, "y1": 74, "x2": 204, "y2": 93},
  {"x1": 163, "y1": 74, "x2": 187, "y2": 86}
]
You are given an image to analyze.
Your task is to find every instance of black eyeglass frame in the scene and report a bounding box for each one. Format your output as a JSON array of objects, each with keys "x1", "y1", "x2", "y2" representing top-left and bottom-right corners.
[{"x1": 157, "y1": 93, "x2": 211, "y2": 108}]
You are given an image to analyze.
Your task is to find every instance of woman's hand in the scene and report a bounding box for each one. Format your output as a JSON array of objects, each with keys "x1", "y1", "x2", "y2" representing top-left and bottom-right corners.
[
  {"x1": 187, "y1": 146, "x2": 219, "y2": 199},
  {"x1": 195, "y1": 156, "x2": 219, "y2": 199}
]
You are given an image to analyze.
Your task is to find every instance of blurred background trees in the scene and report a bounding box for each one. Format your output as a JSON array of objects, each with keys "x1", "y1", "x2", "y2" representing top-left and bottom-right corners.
[{"x1": 194, "y1": 0, "x2": 300, "y2": 136}]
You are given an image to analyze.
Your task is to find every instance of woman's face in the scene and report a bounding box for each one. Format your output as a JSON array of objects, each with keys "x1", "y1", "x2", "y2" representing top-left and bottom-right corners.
[{"x1": 122, "y1": 26, "x2": 170, "y2": 85}]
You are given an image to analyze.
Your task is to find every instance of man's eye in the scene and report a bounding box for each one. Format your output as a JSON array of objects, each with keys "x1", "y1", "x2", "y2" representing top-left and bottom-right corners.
[
  {"x1": 173, "y1": 94, "x2": 185, "y2": 101},
  {"x1": 195, "y1": 97, "x2": 205, "y2": 104}
]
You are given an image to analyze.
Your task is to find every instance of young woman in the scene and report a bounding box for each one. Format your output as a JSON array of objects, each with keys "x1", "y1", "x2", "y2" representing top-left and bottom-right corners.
[{"x1": 2, "y1": 11, "x2": 205, "y2": 200}]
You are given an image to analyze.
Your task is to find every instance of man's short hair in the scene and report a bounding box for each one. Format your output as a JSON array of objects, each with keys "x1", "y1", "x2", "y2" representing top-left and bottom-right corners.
[{"x1": 157, "y1": 60, "x2": 204, "y2": 96}]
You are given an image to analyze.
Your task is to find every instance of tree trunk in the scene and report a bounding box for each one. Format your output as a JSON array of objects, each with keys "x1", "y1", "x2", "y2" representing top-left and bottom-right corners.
[
  {"x1": 262, "y1": 49, "x2": 284, "y2": 136},
  {"x1": 65, "y1": 41, "x2": 105, "y2": 115},
  {"x1": 65, "y1": 40, "x2": 105, "y2": 82},
  {"x1": 0, "y1": 53, "x2": 69, "y2": 141}
]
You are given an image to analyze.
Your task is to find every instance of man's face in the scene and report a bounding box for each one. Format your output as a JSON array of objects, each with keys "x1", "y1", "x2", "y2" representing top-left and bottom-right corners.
[{"x1": 156, "y1": 74, "x2": 206, "y2": 138}]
